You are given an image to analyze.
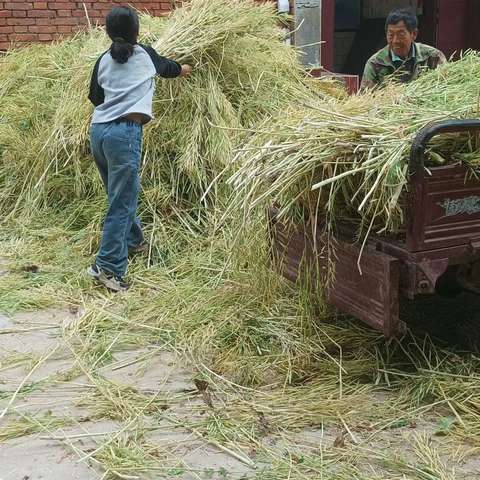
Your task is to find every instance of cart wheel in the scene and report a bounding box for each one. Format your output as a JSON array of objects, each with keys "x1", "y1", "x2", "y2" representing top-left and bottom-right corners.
[
  {"x1": 401, "y1": 292, "x2": 480, "y2": 353},
  {"x1": 456, "y1": 261, "x2": 480, "y2": 295},
  {"x1": 435, "y1": 266, "x2": 463, "y2": 298}
]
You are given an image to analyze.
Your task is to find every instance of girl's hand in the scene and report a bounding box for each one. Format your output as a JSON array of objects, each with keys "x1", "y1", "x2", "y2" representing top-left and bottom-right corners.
[{"x1": 180, "y1": 64, "x2": 192, "y2": 77}]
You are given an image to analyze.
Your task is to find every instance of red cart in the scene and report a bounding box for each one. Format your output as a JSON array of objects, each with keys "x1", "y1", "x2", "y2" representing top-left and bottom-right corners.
[{"x1": 270, "y1": 120, "x2": 480, "y2": 337}]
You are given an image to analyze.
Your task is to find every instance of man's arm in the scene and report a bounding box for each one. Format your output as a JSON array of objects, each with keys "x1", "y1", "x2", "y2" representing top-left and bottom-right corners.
[
  {"x1": 435, "y1": 50, "x2": 447, "y2": 67},
  {"x1": 360, "y1": 59, "x2": 378, "y2": 92},
  {"x1": 426, "y1": 48, "x2": 447, "y2": 72}
]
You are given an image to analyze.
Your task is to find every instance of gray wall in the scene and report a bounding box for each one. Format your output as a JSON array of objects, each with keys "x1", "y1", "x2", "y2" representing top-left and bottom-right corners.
[{"x1": 293, "y1": 0, "x2": 322, "y2": 67}]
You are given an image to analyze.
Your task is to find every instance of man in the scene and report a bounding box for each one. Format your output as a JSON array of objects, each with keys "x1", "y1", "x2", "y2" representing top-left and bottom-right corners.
[{"x1": 361, "y1": 8, "x2": 446, "y2": 91}]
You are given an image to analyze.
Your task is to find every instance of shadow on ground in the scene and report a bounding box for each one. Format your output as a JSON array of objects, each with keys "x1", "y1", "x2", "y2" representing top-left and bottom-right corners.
[{"x1": 401, "y1": 292, "x2": 480, "y2": 352}]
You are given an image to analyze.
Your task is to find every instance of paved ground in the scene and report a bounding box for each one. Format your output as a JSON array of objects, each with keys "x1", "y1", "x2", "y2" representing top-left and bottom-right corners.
[
  {"x1": 0, "y1": 294, "x2": 255, "y2": 480},
  {"x1": 1, "y1": 258, "x2": 480, "y2": 479}
]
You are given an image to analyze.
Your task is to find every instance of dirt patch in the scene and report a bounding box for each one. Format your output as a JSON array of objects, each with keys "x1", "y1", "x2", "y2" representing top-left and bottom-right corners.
[{"x1": 2, "y1": 436, "x2": 95, "y2": 480}]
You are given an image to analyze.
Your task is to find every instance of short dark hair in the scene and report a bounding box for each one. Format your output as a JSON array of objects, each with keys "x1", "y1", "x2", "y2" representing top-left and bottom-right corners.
[
  {"x1": 385, "y1": 8, "x2": 418, "y2": 32},
  {"x1": 106, "y1": 6, "x2": 140, "y2": 64}
]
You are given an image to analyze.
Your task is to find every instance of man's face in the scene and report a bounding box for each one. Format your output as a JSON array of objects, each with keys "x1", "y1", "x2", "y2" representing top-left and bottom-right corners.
[{"x1": 387, "y1": 21, "x2": 418, "y2": 58}]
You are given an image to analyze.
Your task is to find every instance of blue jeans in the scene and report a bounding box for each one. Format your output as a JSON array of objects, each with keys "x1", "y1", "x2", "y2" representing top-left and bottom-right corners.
[{"x1": 90, "y1": 121, "x2": 144, "y2": 277}]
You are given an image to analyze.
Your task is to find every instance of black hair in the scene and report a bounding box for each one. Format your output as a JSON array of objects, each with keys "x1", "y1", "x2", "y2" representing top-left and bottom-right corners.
[
  {"x1": 106, "y1": 6, "x2": 140, "y2": 64},
  {"x1": 385, "y1": 8, "x2": 418, "y2": 32}
]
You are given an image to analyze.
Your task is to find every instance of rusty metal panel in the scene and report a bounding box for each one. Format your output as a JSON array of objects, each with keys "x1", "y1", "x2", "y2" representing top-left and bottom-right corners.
[
  {"x1": 329, "y1": 242, "x2": 401, "y2": 337},
  {"x1": 375, "y1": 234, "x2": 480, "y2": 299},
  {"x1": 407, "y1": 164, "x2": 480, "y2": 251},
  {"x1": 270, "y1": 212, "x2": 404, "y2": 337}
]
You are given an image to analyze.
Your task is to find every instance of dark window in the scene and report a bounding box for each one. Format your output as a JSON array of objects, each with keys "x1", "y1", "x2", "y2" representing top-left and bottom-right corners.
[{"x1": 335, "y1": 0, "x2": 361, "y2": 31}]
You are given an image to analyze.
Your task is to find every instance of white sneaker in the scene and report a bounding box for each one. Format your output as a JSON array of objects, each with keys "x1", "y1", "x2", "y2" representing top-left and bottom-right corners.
[{"x1": 87, "y1": 264, "x2": 129, "y2": 292}]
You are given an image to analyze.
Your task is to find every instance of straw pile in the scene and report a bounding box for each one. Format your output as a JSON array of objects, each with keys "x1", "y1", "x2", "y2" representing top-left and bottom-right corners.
[
  {"x1": 2, "y1": 4, "x2": 480, "y2": 472},
  {"x1": 229, "y1": 52, "x2": 480, "y2": 236},
  {"x1": 0, "y1": 0, "x2": 338, "y2": 223}
]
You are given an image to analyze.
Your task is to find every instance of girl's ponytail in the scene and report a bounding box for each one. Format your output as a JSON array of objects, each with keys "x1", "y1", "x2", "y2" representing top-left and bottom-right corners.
[
  {"x1": 106, "y1": 7, "x2": 139, "y2": 64},
  {"x1": 110, "y1": 36, "x2": 134, "y2": 64}
]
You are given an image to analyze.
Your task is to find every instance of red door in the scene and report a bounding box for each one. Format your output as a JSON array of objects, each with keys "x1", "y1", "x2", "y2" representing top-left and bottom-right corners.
[
  {"x1": 436, "y1": 0, "x2": 469, "y2": 58},
  {"x1": 321, "y1": 0, "x2": 335, "y2": 71},
  {"x1": 467, "y1": 0, "x2": 480, "y2": 51}
]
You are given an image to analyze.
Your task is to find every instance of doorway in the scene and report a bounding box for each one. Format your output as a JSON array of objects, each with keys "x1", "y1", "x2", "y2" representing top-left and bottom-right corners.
[{"x1": 330, "y1": 1, "x2": 436, "y2": 76}]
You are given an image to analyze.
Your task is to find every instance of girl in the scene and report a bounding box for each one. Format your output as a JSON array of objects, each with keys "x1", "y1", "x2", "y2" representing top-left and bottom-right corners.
[{"x1": 87, "y1": 6, "x2": 191, "y2": 292}]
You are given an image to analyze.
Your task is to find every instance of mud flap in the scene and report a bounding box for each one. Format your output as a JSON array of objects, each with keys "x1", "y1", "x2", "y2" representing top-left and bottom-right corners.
[
  {"x1": 270, "y1": 216, "x2": 405, "y2": 338},
  {"x1": 328, "y1": 242, "x2": 404, "y2": 338}
]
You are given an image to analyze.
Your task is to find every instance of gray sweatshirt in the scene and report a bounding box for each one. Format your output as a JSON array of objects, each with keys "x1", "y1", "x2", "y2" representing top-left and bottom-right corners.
[{"x1": 88, "y1": 44, "x2": 181, "y2": 123}]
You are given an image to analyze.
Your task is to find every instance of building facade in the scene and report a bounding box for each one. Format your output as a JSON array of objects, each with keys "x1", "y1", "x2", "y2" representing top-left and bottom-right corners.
[
  {"x1": 0, "y1": 1, "x2": 174, "y2": 51},
  {"x1": 1, "y1": 0, "x2": 479, "y2": 78}
]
